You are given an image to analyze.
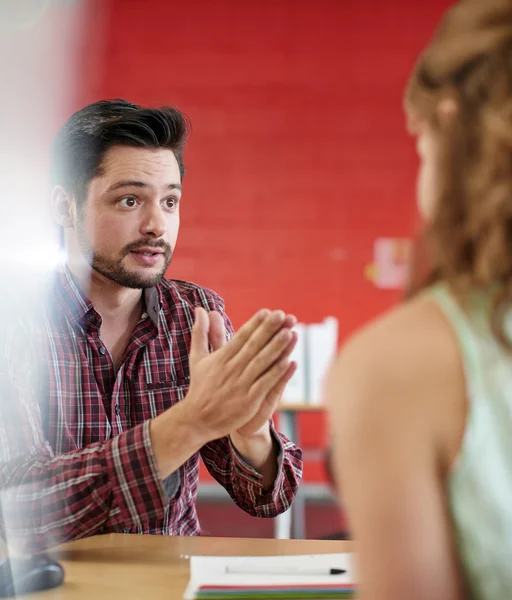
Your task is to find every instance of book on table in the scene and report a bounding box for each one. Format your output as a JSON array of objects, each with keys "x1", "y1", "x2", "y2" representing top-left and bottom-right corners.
[{"x1": 184, "y1": 552, "x2": 356, "y2": 599}]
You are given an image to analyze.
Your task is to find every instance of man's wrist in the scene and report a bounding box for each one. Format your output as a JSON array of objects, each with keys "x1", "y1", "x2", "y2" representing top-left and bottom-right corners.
[
  {"x1": 231, "y1": 420, "x2": 272, "y2": 444},
  {"x1": 149, "y1": 401, "x2": 207, "y2": 479},
  {"x1": 229, "y1": 423, "x2": 275, "y2": 472}
]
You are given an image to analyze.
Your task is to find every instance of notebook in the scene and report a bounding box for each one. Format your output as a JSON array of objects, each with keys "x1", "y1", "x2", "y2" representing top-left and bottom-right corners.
[{"x1": 183, "y1": 552, "x2": 356, "y2": 599}]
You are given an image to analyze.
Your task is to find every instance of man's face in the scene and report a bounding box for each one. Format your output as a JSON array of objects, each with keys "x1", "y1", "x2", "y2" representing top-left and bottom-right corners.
[{"x1": 68, "y1": 145, "x2": 182, "y2": 288}]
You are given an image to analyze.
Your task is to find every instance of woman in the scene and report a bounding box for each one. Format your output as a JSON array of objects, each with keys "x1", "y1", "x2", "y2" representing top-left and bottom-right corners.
[{"x1": 327, "y1": 1, "x2": 512, "y2": 599}]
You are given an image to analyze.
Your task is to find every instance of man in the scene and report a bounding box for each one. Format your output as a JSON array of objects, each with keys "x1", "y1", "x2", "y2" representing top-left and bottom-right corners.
[{"x1": 0, "y1": 100, "x2": 302, "y2": 551}]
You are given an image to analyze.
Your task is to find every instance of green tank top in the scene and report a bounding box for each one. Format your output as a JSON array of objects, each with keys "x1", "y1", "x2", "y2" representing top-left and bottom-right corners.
[{"x1": 428, "y1": 284, "x2": 512, "y2": 600}]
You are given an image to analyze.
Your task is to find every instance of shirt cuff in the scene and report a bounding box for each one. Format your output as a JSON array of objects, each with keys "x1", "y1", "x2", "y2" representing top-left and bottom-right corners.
[
  {"x1": 105, "y1": 421, "x2": 167, "y2": 529},
  {"x1": 229, "y1": 422, "x2": 285, "y2": 497}
]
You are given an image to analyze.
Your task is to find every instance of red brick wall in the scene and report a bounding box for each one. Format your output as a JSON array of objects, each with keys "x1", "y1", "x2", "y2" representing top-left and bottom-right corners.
[{"x1": 80, "y1": 0, "x2": 453, "y2": 481}]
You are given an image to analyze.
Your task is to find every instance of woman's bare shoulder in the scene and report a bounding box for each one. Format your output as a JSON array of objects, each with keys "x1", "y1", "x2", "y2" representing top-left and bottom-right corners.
[
  {"x1": 339, "y1": 295, "x2": 462, "y2": 376},
  {"x1": 327, "y1": 295, "x2": 466, "y2": 470}
]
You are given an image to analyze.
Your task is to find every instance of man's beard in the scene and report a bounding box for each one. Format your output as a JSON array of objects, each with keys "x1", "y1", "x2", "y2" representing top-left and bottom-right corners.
[{"x1": 78, "y1": 233, "x2": 173, "y2": 289}]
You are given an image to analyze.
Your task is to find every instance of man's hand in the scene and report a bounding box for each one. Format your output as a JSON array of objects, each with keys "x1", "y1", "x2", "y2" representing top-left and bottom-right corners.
[
  {"x1": 184, "y1": 307, "x2": 297, "y2": 444},
  {"x1": 150, "y1": 306, "x2": 297, "y2": 481},
  {"x1": 206, "y1": 308, "x2": 297, "y2": 438}
]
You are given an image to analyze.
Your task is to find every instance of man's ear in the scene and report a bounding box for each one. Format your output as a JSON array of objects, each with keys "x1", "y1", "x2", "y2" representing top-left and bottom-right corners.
[{"x1": 51, "y1": 186, "x2": 75, "y2": 228}]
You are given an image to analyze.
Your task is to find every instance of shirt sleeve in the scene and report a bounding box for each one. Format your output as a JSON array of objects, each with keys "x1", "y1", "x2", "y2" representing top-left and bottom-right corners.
[
  {"x1": 197, "y1": 292, "x2": 303, "y2": 516},
  {"x1": 0, "y1": 319, "x2": 167, "y2": 553},
  {"x1": 200, "y1": 421, "x2": 303, "y2": 517}
]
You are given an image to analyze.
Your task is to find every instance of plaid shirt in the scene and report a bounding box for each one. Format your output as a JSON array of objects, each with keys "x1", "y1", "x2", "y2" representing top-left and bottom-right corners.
[{"x1": 0, "y1": 268, "x2": 302, "y2": 552}]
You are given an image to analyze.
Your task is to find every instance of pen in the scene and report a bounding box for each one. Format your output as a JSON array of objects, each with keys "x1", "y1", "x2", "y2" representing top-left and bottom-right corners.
[{"x1": 225, "y1": 566, "x2": 346, "y2": 576}]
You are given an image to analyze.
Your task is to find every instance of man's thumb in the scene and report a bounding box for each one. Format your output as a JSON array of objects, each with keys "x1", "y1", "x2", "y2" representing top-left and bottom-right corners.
[{"x1": 190, "y1": 307, "x2": 210, "y2": 361}]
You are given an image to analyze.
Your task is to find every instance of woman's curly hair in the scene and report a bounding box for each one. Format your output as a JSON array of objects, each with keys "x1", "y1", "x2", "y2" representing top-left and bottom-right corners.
[{"x1": 404, "y1": 0, "x2": 512, "y2": 346}]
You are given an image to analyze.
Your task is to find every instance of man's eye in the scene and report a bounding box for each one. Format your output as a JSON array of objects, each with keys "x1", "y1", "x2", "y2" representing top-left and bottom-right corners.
[
  {"x1": 118, "y1": 196, "x2": 138, "y2": 208},
  {"x1": 165, "y1": 197, "x2": 178, "y2": 209}
]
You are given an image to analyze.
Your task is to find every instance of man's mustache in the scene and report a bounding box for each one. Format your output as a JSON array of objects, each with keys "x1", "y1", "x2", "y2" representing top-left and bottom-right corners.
[{"x1": 122, "y1": 239, "x2": 172, "y2": 255}]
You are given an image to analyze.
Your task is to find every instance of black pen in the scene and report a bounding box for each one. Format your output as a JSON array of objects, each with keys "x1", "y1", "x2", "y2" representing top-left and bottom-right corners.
[{"x1": 225, "y1": 566, "x2": 346, "y2": 576}]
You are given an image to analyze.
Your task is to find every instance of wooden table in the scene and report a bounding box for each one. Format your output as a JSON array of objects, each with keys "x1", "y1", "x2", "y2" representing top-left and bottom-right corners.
[{"x1": 31, "y1": 534, "x2": 352, "y2": 599}]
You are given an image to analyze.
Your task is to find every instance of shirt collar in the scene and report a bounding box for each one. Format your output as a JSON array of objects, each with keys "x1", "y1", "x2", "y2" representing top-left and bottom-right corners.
[
  {"x1": 55, "y1": 266, "x2": 162, "y2": 328},
  {"x1": 143, "y1": 286, "x2": 162, "y2": 327}
]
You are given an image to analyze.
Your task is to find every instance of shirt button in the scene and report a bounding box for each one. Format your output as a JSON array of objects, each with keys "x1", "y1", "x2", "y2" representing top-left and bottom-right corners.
[
  {"x1": 87, "y1": 314, "x2": 95, "y2": 322},
  {"x1": 99, "y1": 346, "x2": 106, "y2": 355},
  {"x1": 141, "y1": 312, "x2": 148, "y2": 320},
  {"x1": 115, "y1": 404, "x2": 121, "y2": 416}
]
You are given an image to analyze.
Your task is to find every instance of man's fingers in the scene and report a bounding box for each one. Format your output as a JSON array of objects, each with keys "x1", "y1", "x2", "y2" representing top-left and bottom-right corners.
[
  {"x1": 283, "y1": 314, "x2": 297, "y2": 329},
  {"x1": 228, "y1": 310, "x2": 290, "y2": 371},
  {"x1": 264, "y1": 362, "x2": 297, "y2": 408},
  {"x1": 233, "y1": 362, "x2": 297, "y2": 438},
  {"x1": 189, "y1": 307, "x2": 210, "y2": 362},
  {"x1": 208, "y1": 311, "x2": 227, "y2": 351},
  {"x1": 239, "y1": 326, "x2": 294, "y2": 384},
  {"x1": 239, "y1": 327, "x2": 297, "y2": 385},
  {"x1": 248, "y1": 355, "x2": 295, "y2": 402},
  {"x1": 245, "y1": 329, "x2": 297, "y2": 383},
  {"x1": 220, "y1": 309, "x2": 270, "y2": 360},
  {"x1": 277, "y1": 330, "x2": 298, "y2": 362},
  {"x1": 216, "y1": 309, "x2": 296, "y2": 379},
  {"x1": 255, "y1": 361, "x2": 297, "y2": 423}
]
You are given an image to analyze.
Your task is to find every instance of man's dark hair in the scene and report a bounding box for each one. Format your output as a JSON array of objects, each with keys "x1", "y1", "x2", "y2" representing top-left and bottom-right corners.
[{"x1": 50, "y1": 99, "x2": 190, "y2": 202}]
